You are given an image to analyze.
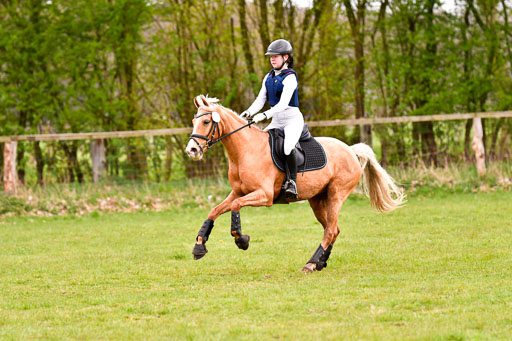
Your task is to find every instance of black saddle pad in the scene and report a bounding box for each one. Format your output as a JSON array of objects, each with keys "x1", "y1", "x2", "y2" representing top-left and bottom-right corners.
[{"x1": 268, "y1": 124, "x2": 327, "y2": 173}]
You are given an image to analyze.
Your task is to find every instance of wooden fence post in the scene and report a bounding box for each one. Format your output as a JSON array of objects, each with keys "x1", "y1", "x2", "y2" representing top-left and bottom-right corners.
[
  {"x1": 91, "y1": 139, "x2": 106, "y2": 183},
  {"x1": 471, "y1": 117, "x2": 486, "y2": 176},
  {"x1": 3, "y1": 141, "x2": 17, "y2": 194}
]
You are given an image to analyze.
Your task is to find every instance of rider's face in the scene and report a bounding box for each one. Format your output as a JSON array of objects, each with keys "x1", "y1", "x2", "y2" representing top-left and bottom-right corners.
[{"x1": 270, "y1": 55, "x2": 288, "y2": 68}]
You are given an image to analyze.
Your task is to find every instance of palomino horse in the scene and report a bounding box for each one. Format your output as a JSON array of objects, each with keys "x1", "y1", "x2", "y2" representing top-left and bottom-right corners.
[{"x1": 186, "y1": 95, "x2": 405, "y2": 273}]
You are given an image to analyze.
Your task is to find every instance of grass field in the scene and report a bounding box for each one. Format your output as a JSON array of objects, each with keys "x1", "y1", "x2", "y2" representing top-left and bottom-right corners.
[{"x1": 1, "y1": 191, "x2": 511, "y2": 340}]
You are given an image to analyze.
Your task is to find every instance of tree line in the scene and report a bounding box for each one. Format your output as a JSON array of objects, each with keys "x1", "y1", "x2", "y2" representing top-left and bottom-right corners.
[{"x1": 1, "y1": 0, "x2": 511, "y2": 184}]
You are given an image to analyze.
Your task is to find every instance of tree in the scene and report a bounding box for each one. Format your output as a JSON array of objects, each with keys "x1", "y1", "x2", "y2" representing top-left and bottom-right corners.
[{"x1": 343, "y1": 0, "x2": 372, "y2": 145}]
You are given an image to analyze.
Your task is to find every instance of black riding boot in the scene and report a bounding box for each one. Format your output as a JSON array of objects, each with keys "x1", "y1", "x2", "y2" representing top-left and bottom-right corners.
[{"x1": 284, "y1": 149, "x2": 298, "y2": 199}]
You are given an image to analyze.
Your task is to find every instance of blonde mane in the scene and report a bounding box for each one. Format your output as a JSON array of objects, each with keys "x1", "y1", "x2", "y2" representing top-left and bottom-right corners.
[{"x1": 195, "y1": 94, "x2": 251, "y2": 124}]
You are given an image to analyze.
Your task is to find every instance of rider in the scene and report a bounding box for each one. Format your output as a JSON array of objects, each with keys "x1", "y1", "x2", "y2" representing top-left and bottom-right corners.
[{"x1": 240, "y1": 39, "x2": 304, "y2": 199}]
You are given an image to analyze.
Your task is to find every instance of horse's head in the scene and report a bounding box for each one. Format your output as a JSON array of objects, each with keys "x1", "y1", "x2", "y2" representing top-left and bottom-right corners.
[{"x1": 186, "y1": 95, "x2": 224, "y2": 160}]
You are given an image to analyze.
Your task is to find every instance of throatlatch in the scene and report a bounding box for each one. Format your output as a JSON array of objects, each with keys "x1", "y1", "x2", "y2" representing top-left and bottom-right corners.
[
  {"x1": 193, "y1": 218, "x2": 214, "y2": 260},
  {"x1": 231, "y1": 211, "x2": 250, "y2": 250},
  {"x1": 307, "y1": 244, "x2": 333, "y2": 271}
]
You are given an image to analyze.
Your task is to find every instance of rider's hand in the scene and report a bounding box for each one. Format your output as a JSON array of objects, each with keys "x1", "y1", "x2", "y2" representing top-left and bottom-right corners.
[
  {"x1": 240, "y1": 110, "x2": 251, "y2": 119},
  {"x1": 252, "y1": 113, "x2": 267, "y2": 123}
]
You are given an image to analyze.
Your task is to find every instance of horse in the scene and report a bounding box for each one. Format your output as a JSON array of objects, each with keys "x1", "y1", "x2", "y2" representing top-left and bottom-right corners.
[{"x1": 185, "y1": 95, "x2": 405, "y2": 273}]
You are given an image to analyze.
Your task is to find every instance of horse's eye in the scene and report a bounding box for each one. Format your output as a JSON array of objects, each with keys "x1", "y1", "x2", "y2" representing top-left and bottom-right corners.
[{"x1": 203, "y1": 120, "x2": 210, "y2": 125}]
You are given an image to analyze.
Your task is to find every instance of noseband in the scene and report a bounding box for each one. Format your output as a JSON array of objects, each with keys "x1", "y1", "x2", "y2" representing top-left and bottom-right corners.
[{"x1": 189, "y1": 111, "x2": 256, "y2": 152}]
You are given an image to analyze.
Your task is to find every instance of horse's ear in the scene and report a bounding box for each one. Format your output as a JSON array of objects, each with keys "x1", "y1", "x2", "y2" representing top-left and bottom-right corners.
[
  {"x1": 200, "y1": 95, "x2": 210, "y2": 107},
  {"x1": 193, "y1": 96, "x2": 202, "y2": 108}
]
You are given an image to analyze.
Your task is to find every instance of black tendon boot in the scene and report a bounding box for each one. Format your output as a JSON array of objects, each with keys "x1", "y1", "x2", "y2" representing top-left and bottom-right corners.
[{"x1": 284, "y1": 149, "x2": 299, "y2": 199}]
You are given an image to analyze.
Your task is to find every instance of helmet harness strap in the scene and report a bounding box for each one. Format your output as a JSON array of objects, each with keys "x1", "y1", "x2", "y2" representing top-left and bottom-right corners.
[{"x1": 275, "y1": 54, "x2": 288, "y2": 71}]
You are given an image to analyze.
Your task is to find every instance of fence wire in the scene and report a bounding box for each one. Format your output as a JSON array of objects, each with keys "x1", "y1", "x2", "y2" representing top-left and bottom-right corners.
[{"x1": 1, "y1": 119, "x2": 511, "y2": 187}]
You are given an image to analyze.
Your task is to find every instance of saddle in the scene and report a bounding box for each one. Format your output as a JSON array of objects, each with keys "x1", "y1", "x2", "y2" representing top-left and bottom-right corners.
[{"x1": 267, "y1": 124, "x2": 327, "y2": 174}]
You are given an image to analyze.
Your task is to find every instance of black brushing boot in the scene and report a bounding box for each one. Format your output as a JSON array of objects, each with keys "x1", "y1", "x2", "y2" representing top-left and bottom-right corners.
[{"x1": 284, "y1": 149, "x2": 298, "y2": 199}]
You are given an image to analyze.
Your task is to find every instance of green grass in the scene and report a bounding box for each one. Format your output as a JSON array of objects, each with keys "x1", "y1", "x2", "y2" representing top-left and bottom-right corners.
[
  {"x1": 1, "y1": 192, "x2": 511, "y2": 340},
  {"x1": 2, "y1": 161, "x2": 511, "y2": 218}
]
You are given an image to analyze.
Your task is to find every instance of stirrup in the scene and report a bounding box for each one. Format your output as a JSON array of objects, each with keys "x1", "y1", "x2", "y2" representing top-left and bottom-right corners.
[{"x1": 284, "y1": 179, "x2": 298, "y2": 199}]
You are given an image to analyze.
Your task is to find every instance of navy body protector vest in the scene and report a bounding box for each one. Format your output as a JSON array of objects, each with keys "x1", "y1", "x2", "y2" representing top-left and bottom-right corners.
[{"x1": 265, "y1": 68, "x2": 299, "y2": 107}]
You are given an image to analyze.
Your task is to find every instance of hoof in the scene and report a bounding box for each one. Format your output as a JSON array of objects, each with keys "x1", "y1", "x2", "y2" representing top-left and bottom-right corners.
[
  {"x1": 192, "y1": 243, "x2": 208, "y2": 260},
  {"x1": 301, "y1": 263, "x2": 316, "y2": 274},
  {"x1": 234, "y1": 235, "x2": 250, "y2": 250}
]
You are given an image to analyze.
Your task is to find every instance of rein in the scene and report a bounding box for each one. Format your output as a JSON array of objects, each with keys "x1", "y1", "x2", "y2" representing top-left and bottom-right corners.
[{"x1": 189, "y1": 111, "x2": 256, "y2": 152}]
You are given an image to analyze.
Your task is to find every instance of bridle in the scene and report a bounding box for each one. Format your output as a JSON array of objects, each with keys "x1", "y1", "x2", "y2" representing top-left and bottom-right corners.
[{"x1": 189, "y1": 111, "x2": 256, "y2": 153}]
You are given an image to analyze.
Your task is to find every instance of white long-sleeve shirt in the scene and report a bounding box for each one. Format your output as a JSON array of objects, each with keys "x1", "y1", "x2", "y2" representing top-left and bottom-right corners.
[
  {"x1": 245, "y1": 67, "x2": 304, "y2": 155},
  {"x1": 245, "y1": 68, "x2": 300, "y2": 119}
]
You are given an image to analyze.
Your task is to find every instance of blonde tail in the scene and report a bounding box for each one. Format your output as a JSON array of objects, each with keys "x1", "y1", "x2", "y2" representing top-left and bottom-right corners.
[{"x1": 351, "y1": 143, "x2": 406, "y2": 212}]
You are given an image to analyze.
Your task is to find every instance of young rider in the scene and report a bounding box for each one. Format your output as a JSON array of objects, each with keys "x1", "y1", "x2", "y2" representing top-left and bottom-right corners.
[{"x1": 240, "y1": 39, "x2": 304, "y2": 199}]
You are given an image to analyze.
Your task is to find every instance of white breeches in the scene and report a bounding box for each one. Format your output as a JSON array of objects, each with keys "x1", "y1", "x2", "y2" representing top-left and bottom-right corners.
[{"x1": 264, "y1": 107, "x2": 304, "y2": 155}]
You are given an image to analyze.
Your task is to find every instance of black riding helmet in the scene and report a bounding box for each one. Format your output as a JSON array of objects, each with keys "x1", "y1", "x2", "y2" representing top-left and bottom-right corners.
[
  {"x1": 265, "y1": 39, "x2": 294, "y2": 69},
  {"x1": 265, "y1": 39, "x2": 293, "y2": 55}
]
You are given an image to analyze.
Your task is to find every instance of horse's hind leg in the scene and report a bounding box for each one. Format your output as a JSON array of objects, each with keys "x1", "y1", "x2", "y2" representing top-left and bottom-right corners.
[
  {"x1": 302, "y1": 190, "x2": 346, "y2": 273},
  {"x1": 231, "y1": 211, "x2": 250, "y2": 250}
]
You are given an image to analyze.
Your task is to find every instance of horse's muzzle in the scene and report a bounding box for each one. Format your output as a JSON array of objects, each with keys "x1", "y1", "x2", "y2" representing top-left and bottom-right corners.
[{"x1": 186, "y1": 140, "x2": 204, "y2": 160}]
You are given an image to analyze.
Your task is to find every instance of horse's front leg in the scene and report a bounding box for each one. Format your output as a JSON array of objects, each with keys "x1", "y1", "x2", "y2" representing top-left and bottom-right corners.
[
  {"x1": 192, "y1": 191, "x2": 239, "y2": 260},
  {"x1": 229, "y1": 188, "x2": 273, "y2": 251}
]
